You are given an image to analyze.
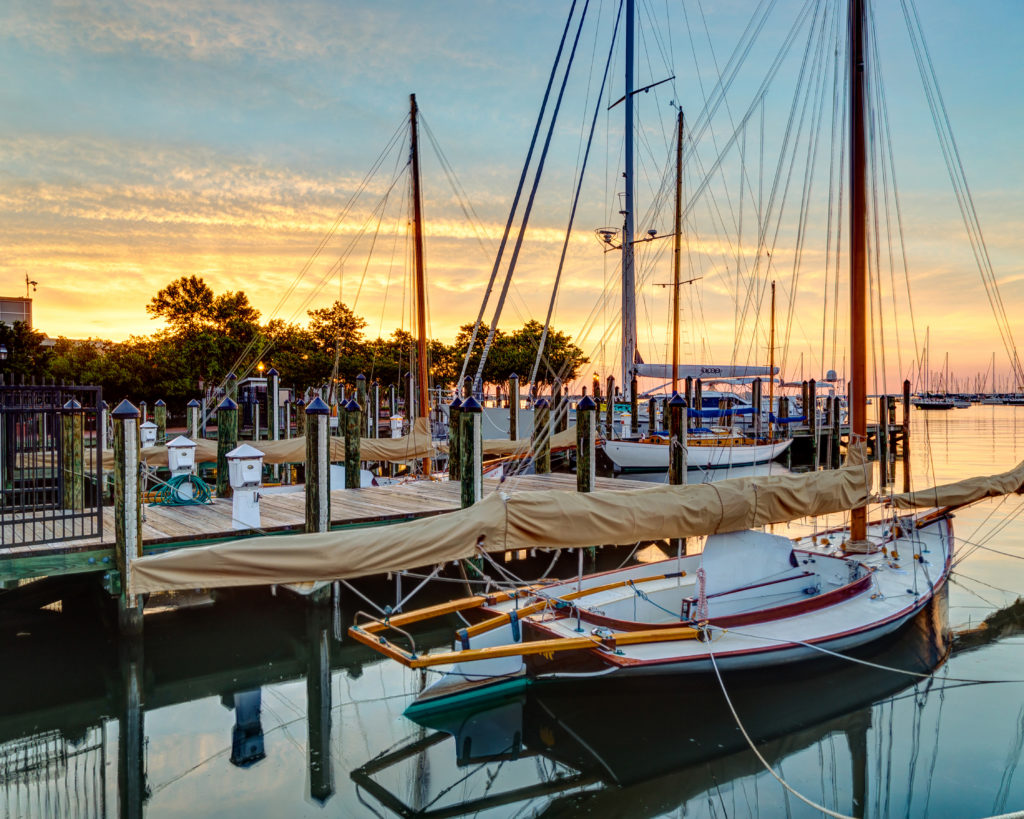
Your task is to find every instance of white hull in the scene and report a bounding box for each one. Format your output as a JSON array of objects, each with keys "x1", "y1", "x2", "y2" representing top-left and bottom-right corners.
[{"x1": 603, "y1": 436, "x2": 793, "y2": 471}]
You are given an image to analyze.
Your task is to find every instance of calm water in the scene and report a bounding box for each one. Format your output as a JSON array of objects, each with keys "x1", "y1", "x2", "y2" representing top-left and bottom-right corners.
[{"x1": 2, "y1": 407, "x2": 1023, "y2": 818}]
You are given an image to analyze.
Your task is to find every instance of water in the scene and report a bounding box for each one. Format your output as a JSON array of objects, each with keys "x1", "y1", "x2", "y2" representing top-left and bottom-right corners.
[{"x1": 2, "y1": 407, "x2": 1023, "y2": 818}]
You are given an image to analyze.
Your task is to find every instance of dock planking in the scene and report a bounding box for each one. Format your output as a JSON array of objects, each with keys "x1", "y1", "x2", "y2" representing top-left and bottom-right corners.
[{"x1": 0, "y1": 472, "x2": 650, "y2": 583}]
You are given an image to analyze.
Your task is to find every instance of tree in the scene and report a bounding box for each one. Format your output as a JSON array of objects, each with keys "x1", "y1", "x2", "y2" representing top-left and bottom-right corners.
[
  {"x1": 0, "y1": 321, "x2": 52, "y2": 380},
  {"x1": 146, "y1": 275, "x2": 215, "y2": 335}
]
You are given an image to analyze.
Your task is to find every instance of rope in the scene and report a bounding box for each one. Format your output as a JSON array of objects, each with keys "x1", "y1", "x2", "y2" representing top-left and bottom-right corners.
[
  {"x1": 148, "y1": 474, "x2": 213, "y2": 507},
  {"x1": 696, "y1": 566, "x2": 709, "y2": 620}
]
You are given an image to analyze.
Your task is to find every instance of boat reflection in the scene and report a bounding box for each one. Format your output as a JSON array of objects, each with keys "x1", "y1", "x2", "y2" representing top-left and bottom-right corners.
[{"x1": 354, "y1": 589, "x2": 951, "y2": 817}]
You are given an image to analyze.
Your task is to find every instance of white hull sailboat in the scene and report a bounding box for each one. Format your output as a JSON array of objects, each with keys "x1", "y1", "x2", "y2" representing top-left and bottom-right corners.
[{"x1": 603, "y1": 434, "x2": 792, "y2": 471}]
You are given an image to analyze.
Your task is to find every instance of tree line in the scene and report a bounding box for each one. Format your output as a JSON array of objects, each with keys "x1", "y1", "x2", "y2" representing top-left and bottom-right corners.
[{"x1": 1, "y1": 276, "x2": 588, "y2": 405}]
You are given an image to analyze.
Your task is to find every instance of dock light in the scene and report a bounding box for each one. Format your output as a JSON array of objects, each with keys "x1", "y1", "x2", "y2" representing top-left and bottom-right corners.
[
  {"x1": 0, "y1": 345, "x2": 7, "y2": 361},
  {"x1": 257, "y1": 362, "x2": 265, "y2": 374}
]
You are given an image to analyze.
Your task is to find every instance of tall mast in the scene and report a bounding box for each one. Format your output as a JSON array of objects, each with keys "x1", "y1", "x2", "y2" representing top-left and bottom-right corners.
[
  {"x1": 621, "y1": 0, "x2": 637, "y2": 400},
  {"x1": 410, "y1": 93, "x2": 431, "y2": 477},
  {"x1": 768, "y1": 280, "x2": 776, "y2": 439},
  {"x1": 849, "y1": 0, "x2": 868, "y2": 543},
  {"x1": 671, "y1": 108, "x2": 683, "y2": 396}
]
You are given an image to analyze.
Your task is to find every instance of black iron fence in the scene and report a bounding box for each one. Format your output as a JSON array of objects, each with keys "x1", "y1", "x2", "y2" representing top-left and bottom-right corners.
[{"x1": 0, "y1": 384, "x2": 104, "y2": 547}]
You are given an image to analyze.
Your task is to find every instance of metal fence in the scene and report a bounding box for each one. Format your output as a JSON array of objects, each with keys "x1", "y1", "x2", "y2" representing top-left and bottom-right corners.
[{"x1": 0, "y1": 384, "x2": 104, "y2": 547}]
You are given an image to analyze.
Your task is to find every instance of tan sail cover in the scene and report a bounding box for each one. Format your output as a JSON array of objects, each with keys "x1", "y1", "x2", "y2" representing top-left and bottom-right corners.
[
  {"x1": 479, "y1": 426, "x2": 578, "y2": 457},
  {"x1": 100, "y1": 417, "x2": 437, "y2": 470},
  {"x1": 130, "y1": 452, "x2": 871, "y2": 594},
  {"x1": 889, "y1": 458, "x2": 1024, "y2": 509}
]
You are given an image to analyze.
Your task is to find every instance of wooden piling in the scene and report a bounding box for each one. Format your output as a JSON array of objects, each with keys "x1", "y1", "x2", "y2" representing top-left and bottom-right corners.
[
  {"x1": 668, "y1": 391, "x2": 687, "y2": 555},
  {"x1": 630, "y1": 375, "x2": 639, "y2": 435},
  {"x1": 186, "y1": 399, "x2": 201, "y2": 440},
  {"x1": 508, "y1": 374, "x2": 520, "y2": 440},
  {"x1": 462, "y1": 376, "x2": 473, "y2": 400},
  {"x1": 902, "y1": 379, "x2": 911, "y2": 493},
  {"x1": 216, "y1": 397, "x2": 238, "y2": 499},
  {"x1": 576, "y1": 395, "x2": 596, "y2": 492},
  {"x1": 305, "y1": 397, "x2": 330, "y2": 533},
  {"x1": 648, "y1": 396, "x2": 658, "y2": 434},
  {"x1": 153, "y1": 399, "x2": 166, "y2": 444},
  {"x1": 61, "y1": 399, "x2": 84, "y2": 511},
  {"x1": 533, "y1": 397, "x2": 551, "y2": 474},
  {"x1": 139, "y1": 400, "x2": 147, "y2": 425},
  {"x1": 111, "y1": 399, "x2": 143, "y2": 634},
  {"x1": 267, "y1": 368, "x2": 280, "y2": 441},
  {"x1": 752, "y1": 378, "x2": 763, "y2": 438},
  {"x1": 252, "y1": 402, "x2": 260, "y2": 441},
  {"x1": 283, "y1": 400, "x2": 292, "y2": 439},
  {"x1": 295, "y1": 399, "x2": 306, "y2": 437},
  {"x1": 458, "y1": 396, "x2": 482, "y2": 508},
  {"x1": 605, "y1": 377, "x2": 614, "y2": 438},
  {"x1": 832, "y1": 396, "x2": 842, "y2": 465},
  {"x1": 356, "y1": 374, "x2": 367, "y2": 435},
  {"x1": 693, "y1": 379, "x2": 702, "y2": 429},
  {"x1": 371, "y1": 380, "x2": 381, "y2": 439},
  {"x1": 553, "y1": 379, "x2": 567, "y2": 433},
  {"x1": 808, "y1": 379, "x2": 818, "y2": 468},
  {"x1": 226, "y1": 371, "x2": 238, "y2": 402},
  {"x1": 344, "y1": 397, "x2": 361, "y2": 489},
  {"x1": 447, "y1": 397, "x2": 462, "y2": 480}
]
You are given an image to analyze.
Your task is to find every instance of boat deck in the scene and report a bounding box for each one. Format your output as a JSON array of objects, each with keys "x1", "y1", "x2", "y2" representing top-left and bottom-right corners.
[{"x1": 0, "y1": 473, "x2": 648, "y2": 583}]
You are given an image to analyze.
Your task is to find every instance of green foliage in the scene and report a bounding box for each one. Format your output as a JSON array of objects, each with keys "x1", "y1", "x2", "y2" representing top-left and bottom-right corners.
[{"x1": 29, "y1": 276, "x2": 588, "y2": 404}]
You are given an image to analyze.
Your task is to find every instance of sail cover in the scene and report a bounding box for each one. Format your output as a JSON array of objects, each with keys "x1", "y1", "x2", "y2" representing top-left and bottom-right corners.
[
  {"x1": 478, "y1": 426, "x2": 578, "y2": 457},
  {"x1": 635, "y1": 364, "x2": 779, "y2": 380},
  {"x1": 101, "y1": 417, "x2": 438, "y2": 469},
  {"x1": 888, "y1": 458, "x2": 1024, "y2": 509},
  {"x1": 129, "y1": 450, "x2": 872, "y2": 594}
]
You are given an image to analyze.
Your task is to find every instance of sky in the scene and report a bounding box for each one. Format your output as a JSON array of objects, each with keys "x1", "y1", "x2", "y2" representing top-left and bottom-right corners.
[{"x1": 2, "y1": 0, "x2": 1023, "y2": 391}]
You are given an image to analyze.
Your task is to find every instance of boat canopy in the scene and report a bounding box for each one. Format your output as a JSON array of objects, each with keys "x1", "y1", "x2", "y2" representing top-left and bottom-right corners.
[
  {"x1": 129, "y1": 446, "x2": 872, "y2": 595},
  {"x1": 888, "y1": 458, "x2": 1024, "y2": 509},
  {"x1": 635, "y1": 364, "x2": 779, "y2": 380},
  {"x1": 101, "y1": 416, "x2": 438, "y2": 469}
]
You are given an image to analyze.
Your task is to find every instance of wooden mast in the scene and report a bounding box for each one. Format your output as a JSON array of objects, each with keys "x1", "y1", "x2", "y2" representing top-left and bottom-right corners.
[
  {"x1": 671, "y1": 108, "x2": 683, "y2": 396},
  {"x1": 850, "y1": 0, "x2": 868, "y2": 544},
  {"x1": 410, "y1": 93, "x2": 431, "y2": 477}
]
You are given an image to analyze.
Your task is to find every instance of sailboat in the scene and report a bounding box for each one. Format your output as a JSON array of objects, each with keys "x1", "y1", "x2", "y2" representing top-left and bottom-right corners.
[{"x1": 600, "y1": 109, "x2": 792, "y2": 472}]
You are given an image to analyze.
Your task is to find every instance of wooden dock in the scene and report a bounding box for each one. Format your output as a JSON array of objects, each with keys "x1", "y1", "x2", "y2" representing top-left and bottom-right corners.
[{"x1": 0, "y1": 473, "x2": 649, "y2": 584}]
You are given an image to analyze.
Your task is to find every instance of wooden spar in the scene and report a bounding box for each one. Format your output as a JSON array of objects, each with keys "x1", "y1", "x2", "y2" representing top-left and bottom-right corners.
[
  {"x1": 348, "y1": 622, "x2": 701, "y2": 669},
  {"x1": 409, "y1": 93, "x2": 431, "y2": 478},
  {"x1": 850, "y1": 0, "x2": 868, "y2": 543},
  {"x1": 672, "y1": 107, "x2": 683, "y2": 396}
]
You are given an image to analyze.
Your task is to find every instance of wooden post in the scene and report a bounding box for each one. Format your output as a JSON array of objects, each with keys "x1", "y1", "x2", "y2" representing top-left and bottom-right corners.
[
  {"x1": 693, "y1": 379, "x2": 703, "y2": 429},
  {"x1": 61, "y1": 399, "x2": 84, "y2": 510},
  {"x1": 306, "y1": 608, "x2": 334, "y2": 804},
  {"x1": 344, "y1": 397, "x2": 361, "y2": 489},
  {"x1": 153, "y1": 399, "x2": 166, "y2": 444},
  {"x1": 139, "y1": 400, "x2": 147, "y2": 425},
  {"x1": 252, "y1": 401, "x2": 260, "y2": 442},
  {"x1": 111, "y1": 399, "x2": 143, "y2": 634},
  {"x1": 447, "y1": 397, "x2": 462, "y2": 480},
  {"x1": 508, "y1": 373, "x2": 520, "y2": 440},
  {"x1": 186, "y1": 399, "x2": 200, "y2": 440},
  {"x1": 462, "y1": 375, "x2": 473, "y2": 400},
  {"x1": 668, "y1": 391, "x2": 687, "y2": 555},
  {"x1": 647, "y1": 396, "x2": 658, "y2": 434},
  {"x1": 371, "y1": 380, "x2": 381, "y2": 438},
  {"x1": 605, "y1": 376, "x2": 614, "y2": 438},
  {"x1": 215, "y1": 397, "x2": 238, "y2": 499},
  {"x1": 458, "y1": 396, "x2": 482, "y2": 508},
  {"x1": 630, "y1": 375, "x2": 639, "y2": 435},
  {"x1": 283, "y1": 400, "x2": 292, "y2": 439},
  {"x1": 902, "y1": 379, "x2": 911, "y2": 492},
  {"x1": 295, "y1": 398, "x2": 306, "y2": 437},
  {"x1": 752, "y1": 378, "x2": 763, "y2": 438},
  {"x1": 576, "y1": 395, "x2": 596, "y2": 492},
  {"x1": 533, "y1": 397, "x2": 551, "y2": 474},
  {"x1": 832, "y1": 396, "x2": 842, "y2": 465},
  {"x1": 305, "y1": 397, "x2": 330, "y2": 533},
  {"x1": 553, "y1": 379, "x2": 567, "y2": 433},
  {"x1": 685, "y1": 376, "x2": 694, "y2": 431},
  {"x1": 808, "y1": 379, "x2": 818, "y2": 469},
  {"x1": 226, "y1": 371, "x2": 238, "y2": 403},
  {"x1": 356, "y1": 374, "x2": 367, "y2": 435},
  {"x1": 267, "y1": 368, "x2": 280, "y2": 441},
  {"x1": 800, "y1": 381, "x2": 810, "y2": 430},
  {"x1": 777, "y1": 396, "x2": 789, "y2": 438},
  {"x1": 878, "y1": 394, "x2": 889, "y2": 485}
]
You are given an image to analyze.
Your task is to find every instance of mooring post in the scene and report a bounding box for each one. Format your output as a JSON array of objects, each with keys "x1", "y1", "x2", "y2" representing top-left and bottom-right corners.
[
  {"x1": 878, "y1": 394, "x2": 890, "y2": 485},
  {"x1": 800, "y1": 381, "x2": 810, "y2": 430},
  {"x1": 216, "y1": 397, "x2": 238, "y2": 499},
  {"x1": 533, "y1": 397, "x2": 551, "y2": 474},
  {"x1": 832, "y1": 396, "x2": 842, "y2": 465},
  {"x1": 648, "y1": 397, "x2": 658, "y2": 434},
  {"x1": 576, "y1": 395, "x2": 596, "y2": 493},
  {"x1": 117, "y1": 635, "x2": 147, "y2": 816},
  {"x1": 355, "y1": 374, "x2": 367, "y2": 434},
  {"x1": 668, "y1": 391, "x2": 687, "y2": 555},
  {"x1": 344, "y1": 397, "x2": 361, "y2": 489},
  {"x1": 629, "y1": 375, "x2": 639, "y2": 436},
  {"x1": 305, "y1": 397, "x2": 330, "y2": 533},
  {"x1": 226, "y1": 371, "x2": 238, "y2": 403},
  {"x1": 252, "y1": 400, "x2": 261, "y2": 442},
  {"x1": 371, "y1": 380, "x2": 381, "y2": 439},
  {"x1": 778, "y1": 397, "x2": 789, "y2": 437},
  {"x1": 186, "y1": 399, "x2": 200, "y2": 441},
  {"x1": 685, "y1": 376, "x2": 694, "y2": 431},
  {"x1": 463, "y1": 376, "x2": 473, "y2": 400},
  {"x1": 295, "y1": 398, "x2": 306, "y2": 437},
  {"x1": 111, "y1": 399, "x2": 143, "y2": 635},
  {"x1": 459, "y1": 396, "x2": 482, "y2": 508},
  {"x1": 61, "y1": 399, "x2": 84, "y2": 510},
  {"x1": 693, "y1": 379, "x2": 703, "y2": 430},
  {"x1": 752, "y1": 378, "x2": 763, "y2": 438},
  {"x1": 265, "y1": 368, "x2": 279, "y2": 441},
  {"x1": 553, "y1": 379, "x2": 567, "y2": 433},
  {"x1": 808, "y1": 379, "x2": 818, "y2": 468},
  {"x1": 153, "y1": 399, "x2": 166, "y2": 444},
  {"x1": 139, "y1": 400, "x2": 147, "y2": 426},
  {"x1": 283, "y1": 400, "x2": 292, "y2": 439},
  {"x1": 306, "y1": 607, "x2": 334, "y2": 805},
  {"x1": 605, "y1": 376, "x2": 615, "y2": 438},
  {"x1": 447, "y1": 396, "x2": 462, "y2": 480},
  {"x1": 508, "y1": 373, "x2": 520, "y2": 440},
  {"x1": 902, "y1": 379, "x2": 911, "y2": 492}
]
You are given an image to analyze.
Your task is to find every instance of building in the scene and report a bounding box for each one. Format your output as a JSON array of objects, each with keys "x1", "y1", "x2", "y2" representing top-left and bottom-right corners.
[{"x1": 0, "y1": 297, "x2": 32, "y2": 328}]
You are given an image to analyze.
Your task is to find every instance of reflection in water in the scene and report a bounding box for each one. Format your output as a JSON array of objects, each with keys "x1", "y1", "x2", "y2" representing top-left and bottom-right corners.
[{"x1": 356, "y1": 590, "x2": 951, "y2": 817}]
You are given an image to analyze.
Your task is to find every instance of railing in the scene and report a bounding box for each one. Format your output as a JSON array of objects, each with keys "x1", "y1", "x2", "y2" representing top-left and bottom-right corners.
[{"x1": 0, "y1": 384, "x2": 104, "y2": 547}]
